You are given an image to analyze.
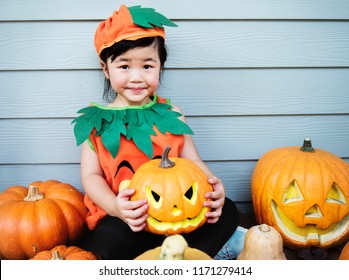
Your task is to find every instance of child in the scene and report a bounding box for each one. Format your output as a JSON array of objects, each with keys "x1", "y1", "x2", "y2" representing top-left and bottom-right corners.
[{"x1": 73, "y1": 4, "x2": 245, "y2": 260}]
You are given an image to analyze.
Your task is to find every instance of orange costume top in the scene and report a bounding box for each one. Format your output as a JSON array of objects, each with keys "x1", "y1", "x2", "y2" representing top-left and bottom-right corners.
[{"x1": 72, "y1": 96, "x2": 193, "y2": 229}]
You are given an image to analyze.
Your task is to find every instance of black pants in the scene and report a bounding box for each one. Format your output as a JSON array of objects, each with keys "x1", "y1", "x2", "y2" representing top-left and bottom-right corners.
[{"x1": 80, "y1": 198, "x2": 239, "y2": 260}]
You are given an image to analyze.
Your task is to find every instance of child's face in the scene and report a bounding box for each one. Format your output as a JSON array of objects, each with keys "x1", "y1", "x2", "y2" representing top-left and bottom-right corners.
[{"x1": 101, "y1": 42, "x2": 161, "y2": 106}]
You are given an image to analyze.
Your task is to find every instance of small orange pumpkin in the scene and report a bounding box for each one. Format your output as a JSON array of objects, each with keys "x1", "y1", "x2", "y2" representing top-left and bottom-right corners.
[
  {"x1": 30, "y1": 245, "x2": 97, "y2": 260},
  {"x1": 251, "y1": 138, "x2": 349, "y2": 249},
  {"x1": 126, "y1": 146, "x2": 213, "y2": 235},
  {"x1": 339, "y1": 241, "x2": 349, "y2": 260},
  {"x1": 0, "y1": 180, "x2": 88, "y2": 259}
]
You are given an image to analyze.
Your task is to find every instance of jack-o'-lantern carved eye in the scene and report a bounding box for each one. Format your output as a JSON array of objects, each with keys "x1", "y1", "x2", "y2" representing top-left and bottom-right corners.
[
  {"x1": 184, "y1": 186, "x2": 193, "y2": 200},
  {"x1": 326, "y1": 183, "x2": 346, "y2": 204},
  {"x1": 146, "y1": 186, "x2": 163, "y2": 209},
  {"x1": 151, "y1": 190, "x2": 161, "y2": 202},
  {"x1": 184, "y1": 184, "x2": 198, "y2": 205},
  {"x1": 283, "y1": 180, "x2": 304, "y2": 204}
]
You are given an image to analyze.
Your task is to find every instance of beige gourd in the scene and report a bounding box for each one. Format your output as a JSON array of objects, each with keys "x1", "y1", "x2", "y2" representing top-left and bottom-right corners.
[
  {"x1": 135, "y1": 234, "x2": 212, "y2": 260},
  {"x1": 237, "y1": 224, "x2": 287, "y2": 260},
  {"x1": 159, "y1": 235, "x2": 188, "y2": 260}
]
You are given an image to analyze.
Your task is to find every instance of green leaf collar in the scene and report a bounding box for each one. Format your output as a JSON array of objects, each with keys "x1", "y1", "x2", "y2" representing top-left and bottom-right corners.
[{"x1": 72, "y1": 96, "x2": 193, "y2": 159}]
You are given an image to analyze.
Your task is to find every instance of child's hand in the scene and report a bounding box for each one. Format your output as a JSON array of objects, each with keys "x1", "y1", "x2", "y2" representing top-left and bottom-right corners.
[
  {"x1": 204, "y1": 176, "x2": 226, "y2": 224},
  {"x1": 113, "y1": 187, "x2": 149, "y2": 232}
]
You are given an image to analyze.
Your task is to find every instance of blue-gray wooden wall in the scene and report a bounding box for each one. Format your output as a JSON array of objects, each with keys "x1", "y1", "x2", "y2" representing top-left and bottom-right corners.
[{"x1": 1, "y1": 0, "x2": 349, "y2": 213}]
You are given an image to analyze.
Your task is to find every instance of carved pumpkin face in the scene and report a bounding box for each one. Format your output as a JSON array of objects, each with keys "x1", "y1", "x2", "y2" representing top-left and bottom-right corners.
[
  {"x1": 251, "y1": 139, "x2": 349, "y2": 248},
  {"x1": 127, "y1": 146, "x2": 212, "y2": 235}
]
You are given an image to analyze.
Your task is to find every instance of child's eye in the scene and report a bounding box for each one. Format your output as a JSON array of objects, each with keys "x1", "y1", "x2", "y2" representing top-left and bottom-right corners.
[
  {"x1": 144, "y1": 65, "x2": 152, "y2": 69},
  {"x1": 120, "y1": 65, "x2": 129, "y2": 70}
]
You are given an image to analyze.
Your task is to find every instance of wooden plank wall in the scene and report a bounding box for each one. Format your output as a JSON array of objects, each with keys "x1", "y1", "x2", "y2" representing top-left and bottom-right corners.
[{"x1": 1, "y1": 0, "x2": 349, "y2": 214}]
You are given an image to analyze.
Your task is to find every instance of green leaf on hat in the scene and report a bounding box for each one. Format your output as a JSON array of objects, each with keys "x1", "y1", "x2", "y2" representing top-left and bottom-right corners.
[{"x1": 129, "y1": 5, "x2": 177, "y2": 29}]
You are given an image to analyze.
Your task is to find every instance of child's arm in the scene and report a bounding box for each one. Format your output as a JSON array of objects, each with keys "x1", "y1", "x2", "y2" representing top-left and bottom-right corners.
[
  {"x1": 172, "y1": 105, "x2": 226, "y2": 224},
  {"x1": 80, "y1": 141, "x2": 148, "y2": 232}
]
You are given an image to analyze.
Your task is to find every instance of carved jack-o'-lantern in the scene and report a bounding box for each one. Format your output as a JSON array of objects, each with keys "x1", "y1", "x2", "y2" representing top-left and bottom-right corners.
[
  {"x1": 251, "y1": 138, "x2": 349, "y2": 248},
  {"x1": 126, "y1": 146, "x2": 213, "y2": 235}
]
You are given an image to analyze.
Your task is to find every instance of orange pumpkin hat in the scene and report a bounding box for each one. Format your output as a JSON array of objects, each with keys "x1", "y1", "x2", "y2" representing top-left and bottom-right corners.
[{"x1": 94, "y1": 4, "x2": 177, "y2": 56}]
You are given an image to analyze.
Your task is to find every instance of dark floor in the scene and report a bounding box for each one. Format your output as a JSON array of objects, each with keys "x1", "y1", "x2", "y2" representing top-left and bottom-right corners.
[
  {"x1": 239, "y1": 212, "x2": 344, "y2": 260},
  {"x1": 78, "y1": 212, "x2": 345, "y2": 260}
]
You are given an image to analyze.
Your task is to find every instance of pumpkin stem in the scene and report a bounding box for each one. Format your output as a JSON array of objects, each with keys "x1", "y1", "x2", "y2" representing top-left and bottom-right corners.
[
  {"x1": 51, "y1": 250, "x2": 64, "y2": 260},
  {"x1": 24, "y1": 185, "x2": 44, "y2": 201},
  {"x1": 300, "y1": 138, "x2": 315, "y2": 153},
  {"x1": 258, "y1": 224, "x2": 271, "y2": 232},
  {"x1": 160, "y1": 146, "x2": 175, "y2": 168}
]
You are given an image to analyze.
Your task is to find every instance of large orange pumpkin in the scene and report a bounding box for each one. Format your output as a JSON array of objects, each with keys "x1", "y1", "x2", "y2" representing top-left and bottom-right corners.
[
  {"x1": 251, "y1": 138, "x2": 349, "y2": 249},
  {"x1": 30, "y1": 245, "x2": 97, "y2": 260},
  {"x1": 0, "y1": 180, "x2": 88, "y2": 259},
  {"x1": 125, "y1": 146, "x2": 213, "y2": 235}
]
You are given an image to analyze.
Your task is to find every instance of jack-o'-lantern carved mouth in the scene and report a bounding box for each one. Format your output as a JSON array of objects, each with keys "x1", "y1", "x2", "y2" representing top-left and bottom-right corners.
[
  {"x1": 271, "y1": 200, "x2": 349, "y2": 245},
  {"x1": 144, "y1": 183, "x2": 209, "y2": 233},
  {"x1": 147, "y1": 206, "x2": 209, "y2": 233}
]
